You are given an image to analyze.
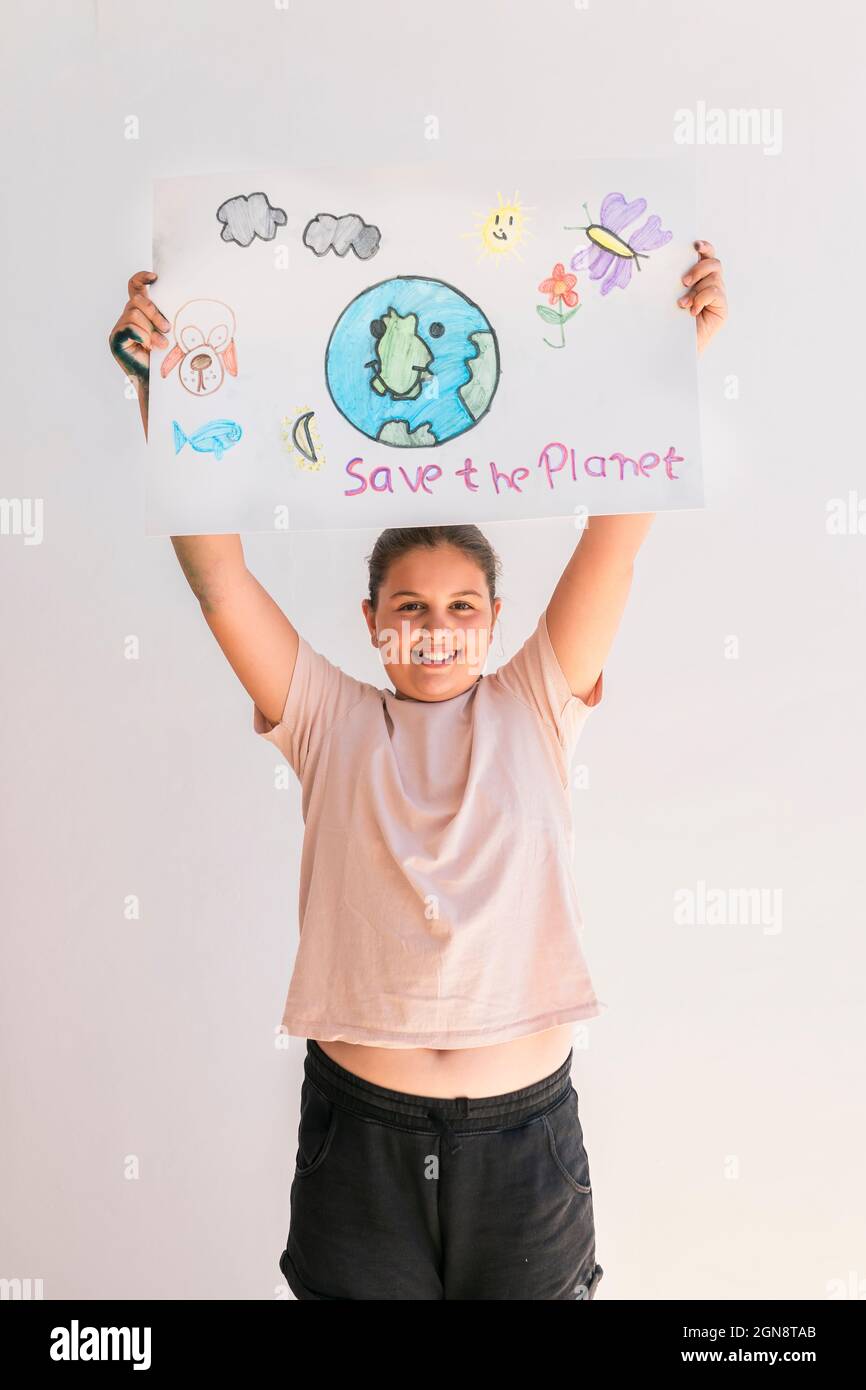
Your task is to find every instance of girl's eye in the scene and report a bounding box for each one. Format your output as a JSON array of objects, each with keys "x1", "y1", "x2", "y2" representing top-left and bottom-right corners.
[{"x1": 397, "y1": 600, "x2": 473, "y2": 612}]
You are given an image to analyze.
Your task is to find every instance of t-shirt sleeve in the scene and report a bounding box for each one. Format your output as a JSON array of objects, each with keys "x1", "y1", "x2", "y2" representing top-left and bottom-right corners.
[
  {"x1": 492, "y1": 608, "x2": 603, "y2": 761},
  {"x1": 252, "y1": 633, "x2": 369, "y2": 781}
]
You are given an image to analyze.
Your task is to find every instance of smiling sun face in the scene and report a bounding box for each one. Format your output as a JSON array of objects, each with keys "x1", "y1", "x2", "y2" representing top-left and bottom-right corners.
[{"x1": 465, "y1": 192, "x2": 531, "y2": 263}]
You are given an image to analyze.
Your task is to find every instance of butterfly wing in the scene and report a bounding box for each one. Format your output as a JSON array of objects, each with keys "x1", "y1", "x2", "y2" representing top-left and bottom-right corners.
[
  {"x1": 599, "y1": 192, "x2": 647, "y2": 235},
  {"x1": 629, "y1": 214, "x2": 673, "y2": 254}
]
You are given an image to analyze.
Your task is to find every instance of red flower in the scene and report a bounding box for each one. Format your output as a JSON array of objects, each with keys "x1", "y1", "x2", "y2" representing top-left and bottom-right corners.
[{"x1": 538, "y1": 262, "x2": 579, "y2": 308}]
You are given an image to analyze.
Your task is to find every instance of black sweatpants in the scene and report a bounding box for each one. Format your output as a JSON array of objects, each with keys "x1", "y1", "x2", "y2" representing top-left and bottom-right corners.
[{"x1": 279, "y1": 1039, "x2": 604, "y2": 1300}]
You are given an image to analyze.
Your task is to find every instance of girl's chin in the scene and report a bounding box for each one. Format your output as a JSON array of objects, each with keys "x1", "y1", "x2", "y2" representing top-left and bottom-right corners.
[{"x1": 384, "y1": 656, "x2": 484, "y2": 698}]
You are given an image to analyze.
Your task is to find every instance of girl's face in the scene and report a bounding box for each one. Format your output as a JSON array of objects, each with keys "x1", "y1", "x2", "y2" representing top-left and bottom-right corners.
[{"x1": 362, "y1": 544, "x2": 502, "y2": 701}]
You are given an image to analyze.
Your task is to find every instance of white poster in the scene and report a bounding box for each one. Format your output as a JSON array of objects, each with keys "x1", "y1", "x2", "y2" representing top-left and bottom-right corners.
[{"x1": 147, "y1": 155, "x2": 702, "y2": 536}]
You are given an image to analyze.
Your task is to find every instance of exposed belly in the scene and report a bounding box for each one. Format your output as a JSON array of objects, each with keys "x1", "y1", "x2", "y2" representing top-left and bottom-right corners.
[{"x1": 315, "y1": 1023, "x2": 574, "y2": 1099}]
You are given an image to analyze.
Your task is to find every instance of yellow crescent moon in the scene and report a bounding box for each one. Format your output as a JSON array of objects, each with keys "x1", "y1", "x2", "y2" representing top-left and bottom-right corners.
[{"x1": 291, "y1": 410, "x2": 318, "y2": 464}]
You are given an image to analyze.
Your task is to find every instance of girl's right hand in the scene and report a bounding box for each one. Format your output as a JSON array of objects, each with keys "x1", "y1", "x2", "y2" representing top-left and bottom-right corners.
[{"x1": 108, "y1": 271, "x2": 171, "y2": 432}]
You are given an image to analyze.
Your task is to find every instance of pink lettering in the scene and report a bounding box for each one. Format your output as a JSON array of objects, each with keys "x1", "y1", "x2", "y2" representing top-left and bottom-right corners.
[
  {"x1": 609, "y1": 452, "x2": 639, "y2": 481},
  {"x1": 489, "y1": 459, "x2": 530, "y2": 494},
  {"x1": 537, "y1": 442, "x2": 570, "y2": 490},
  {"x1": 397, "y1": 463, "x2": 443, "y2": 494},
  {"x1": 638, "y1": 452, "x2": 660, "y2": 476},
  {"x1": 456, "y1": 458, "x2": 480, "y2": 491},
  {"x1": 370, "y1": 465, "x2": 394, "y2": 494},
  {"x1": 664, "y1": 446, "x2": 683, "y2": 479},
  {"x1": 344, "y1": 457, "x2": 367, "y2": 496}
]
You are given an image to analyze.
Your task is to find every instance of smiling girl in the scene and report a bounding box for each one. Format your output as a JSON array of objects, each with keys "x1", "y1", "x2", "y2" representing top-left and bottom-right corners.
[{"x1": 108, "y1": 241, "x2": 727, "y2": 1300}]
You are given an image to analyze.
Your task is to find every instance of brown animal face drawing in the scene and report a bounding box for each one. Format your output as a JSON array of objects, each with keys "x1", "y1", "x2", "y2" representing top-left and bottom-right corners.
[{"x1": 160, "y1": 299, "x2": 238, "y2": 395}]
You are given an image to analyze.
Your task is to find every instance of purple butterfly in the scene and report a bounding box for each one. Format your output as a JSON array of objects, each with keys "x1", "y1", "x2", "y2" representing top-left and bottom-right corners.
[{"x1": 567, "y1": 193, "x2": 673, "y2": 295}]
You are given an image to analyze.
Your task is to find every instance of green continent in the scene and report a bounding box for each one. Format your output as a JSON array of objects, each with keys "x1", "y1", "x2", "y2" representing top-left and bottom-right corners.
[
  {"x1": 458, "y1": 331, "x2": 497, "y2": 420},
  {"x1": 377, "y1": 420, "x2": 438, "y2": 447},
  {"x1": 374, "y1": 308, "x2": 432, "y2": 398}
]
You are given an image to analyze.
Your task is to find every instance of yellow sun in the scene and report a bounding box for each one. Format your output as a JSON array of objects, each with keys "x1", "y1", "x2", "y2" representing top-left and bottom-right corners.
[{"x1": 463, "y1": 191, "x2": 532, "y2": 264}]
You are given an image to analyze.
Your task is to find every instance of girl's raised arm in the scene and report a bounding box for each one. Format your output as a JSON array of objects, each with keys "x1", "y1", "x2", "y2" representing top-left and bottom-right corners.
[
  {"x1": 545, "y1": 513, "x2": 654, "y2": 703},
  {"x1": 172, "y1": 537, "x2": 300, "y2": 729}
]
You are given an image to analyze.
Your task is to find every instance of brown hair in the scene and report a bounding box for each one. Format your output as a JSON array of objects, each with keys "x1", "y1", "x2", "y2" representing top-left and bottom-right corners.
[{"x1": 365, "y1": 525, "x2": 501, "y2": 612}]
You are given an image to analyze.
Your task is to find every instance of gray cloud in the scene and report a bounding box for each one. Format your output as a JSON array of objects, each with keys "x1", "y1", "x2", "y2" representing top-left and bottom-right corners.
[
  {"x1": 303, "y1": 213, "x2": 381, "y2": 260},
  {"x1": 216, "y1": 192, "x2": 287, "y2": 247}
]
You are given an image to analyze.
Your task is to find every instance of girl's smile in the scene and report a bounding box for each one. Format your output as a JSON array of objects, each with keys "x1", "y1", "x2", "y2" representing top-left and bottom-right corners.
[{"x1": 413, "y1": 648, "x2": 459, "y2": 667}]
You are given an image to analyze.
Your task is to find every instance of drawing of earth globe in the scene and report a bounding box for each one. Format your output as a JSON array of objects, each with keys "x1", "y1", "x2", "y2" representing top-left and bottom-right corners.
[{"x1": 325, "y1": 275, "x2": 500, "y2": 447}]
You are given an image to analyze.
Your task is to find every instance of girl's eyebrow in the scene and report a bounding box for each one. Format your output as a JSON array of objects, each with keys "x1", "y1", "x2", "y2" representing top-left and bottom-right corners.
[{"x1": 390, "y1": 589, "x2": 484, "y2": 599}]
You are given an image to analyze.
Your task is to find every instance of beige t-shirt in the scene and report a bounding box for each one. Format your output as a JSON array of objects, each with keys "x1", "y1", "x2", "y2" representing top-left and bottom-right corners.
[{"x1": 253, "y1": 609, "x2": 606, "y2": 1049}]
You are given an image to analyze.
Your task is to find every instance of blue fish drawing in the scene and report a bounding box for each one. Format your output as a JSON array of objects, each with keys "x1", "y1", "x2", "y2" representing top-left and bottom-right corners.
[{"x1": 172, "y1": 419, "x2": 243, "y2": 461}]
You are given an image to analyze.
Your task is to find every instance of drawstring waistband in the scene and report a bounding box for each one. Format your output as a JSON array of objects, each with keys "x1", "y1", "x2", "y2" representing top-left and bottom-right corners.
[
  {"x1": 426, "y1": 1098, "x2": 471, "y2": 1155},
  {"x1": 304, "y1": 1040, "x2": 575, "y2": 1145}
]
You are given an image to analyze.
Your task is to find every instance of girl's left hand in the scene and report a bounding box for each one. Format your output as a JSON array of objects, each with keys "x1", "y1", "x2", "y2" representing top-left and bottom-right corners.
[{"x1": 678, "y1": 240, "x2": 727, "y2": 353}]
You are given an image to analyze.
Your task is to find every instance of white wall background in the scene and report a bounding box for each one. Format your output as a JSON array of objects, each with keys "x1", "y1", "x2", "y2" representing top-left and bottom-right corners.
[{"x1": 1, "y1": 0, "x2": 864, "y2": 1300}]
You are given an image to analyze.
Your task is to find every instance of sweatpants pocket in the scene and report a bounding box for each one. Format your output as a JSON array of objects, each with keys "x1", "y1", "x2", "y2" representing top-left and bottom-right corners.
[
  {"x1": 540, "y1": 1085, "x2": 593, "y2": 1195},
  {"x1": 294, "y1": 1078, "x2": 338, "y2": 1178}
]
